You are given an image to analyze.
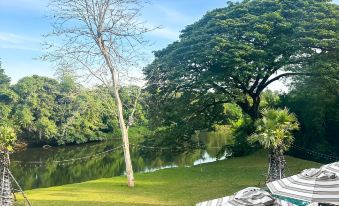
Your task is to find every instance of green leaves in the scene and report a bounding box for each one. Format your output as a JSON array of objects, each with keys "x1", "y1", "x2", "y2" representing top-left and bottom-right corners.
[
  {"x1": 249, "y1": 108, "x2": 299, "y2": 152},
  {"x1": 280, "y1": 51, "x2": 339, "y2": 157},
  {"x1": 0, "y1": 125, "x2": 17, "y2": 152},
  {"x1": 0, "y1": 64, "x2": 11, "y2": 89},
  {"x1": 14, "y1": 106, "x2": 34, "y2": 129},
  {"x1": 0, "y1": 64, "x2": 18, "y2": 127},
  {"x1": 37, "y1": 117, "x2": 58, "y2": 139},
  {"x1": 145, "y1": 0, "x2": 338, "y2": 123},
  {"x1": 9, "y1": 75, "x2": 119, "y2": 145}
]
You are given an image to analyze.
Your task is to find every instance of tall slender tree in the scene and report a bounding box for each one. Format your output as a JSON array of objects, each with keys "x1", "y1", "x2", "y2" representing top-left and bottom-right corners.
[{"x1": 43, "y1": 0, "x2": 154, "y2": 187}]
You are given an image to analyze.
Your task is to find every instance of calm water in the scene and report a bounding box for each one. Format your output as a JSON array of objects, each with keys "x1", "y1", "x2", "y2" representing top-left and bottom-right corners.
[{"x1": 10, "y1": 131, "x2": 232, "y2": 190}]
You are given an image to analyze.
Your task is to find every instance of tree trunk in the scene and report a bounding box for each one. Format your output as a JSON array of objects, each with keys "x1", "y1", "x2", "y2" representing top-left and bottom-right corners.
[
  {"x1": 267, "y1": 150, "x2": 278, "y2": 182},
  {"x1": 250, "y1": 95, "x2": 261, "y2": 120},
  {"x1": 277, "y1": 148, "x2": 286, "y2": 180},
  {"x1": 39, "y1": 130, "x2": 42, "y2": 140},
  {"x1": 111, "y1": 87, "x2": 135, "y2": 187},
  {"x1": 97, "y1": 37, "x2": 135, "y2": 187},
  {"x1": 237, "y1": 95, "x2": 261, "y2": 121},
  {"x1": 266, "y1": 148, "x2": 286, "y2": 182},
  {"x1": 0, "y1": 152, "x2": 13, "y2": 206}
]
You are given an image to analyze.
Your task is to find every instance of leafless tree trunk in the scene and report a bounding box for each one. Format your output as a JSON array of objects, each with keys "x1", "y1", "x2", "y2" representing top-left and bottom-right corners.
[
  {"x1": 112, "y1": 87, "x2": 134, "y2": 186},
  {"x1": 44, "y1": 0, "x2": 156, "y2": 187},
  {"x1": 99, "y1": 40, "x2": 135, "y2": 186}
]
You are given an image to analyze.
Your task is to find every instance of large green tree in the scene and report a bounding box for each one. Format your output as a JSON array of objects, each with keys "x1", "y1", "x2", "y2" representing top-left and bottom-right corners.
[
  {"x1": 13, "y1": 76, "x2": 60, "y2": 142},
  {"x1": 144, "y1": 0, "x2": 338, "y2": 123}
]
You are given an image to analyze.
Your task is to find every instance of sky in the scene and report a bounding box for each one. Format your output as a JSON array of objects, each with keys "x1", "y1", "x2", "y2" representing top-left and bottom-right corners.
[
  {"x1": 0, "y1": 0, "x2": 338, "y2": 90},
  {"x1": 0, "y1": 0, "x2": 231, "y2": 83}
]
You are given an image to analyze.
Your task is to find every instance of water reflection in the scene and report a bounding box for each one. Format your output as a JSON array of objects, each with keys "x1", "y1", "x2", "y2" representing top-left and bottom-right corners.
[{"x1": 10, "y1": 131, "x2": 232, "y2": 190}]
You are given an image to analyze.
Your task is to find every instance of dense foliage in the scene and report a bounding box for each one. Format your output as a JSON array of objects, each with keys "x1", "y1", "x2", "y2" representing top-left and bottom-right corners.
[
  {"x1": 281, "y1": 67, "x2": 339, "y2": 159},
  {"x1": 0, "y1": 126, "x2": 17, "y2": 152},
  {"x1": 249, "y1": 108, "x2": 299, "y2": 152},
  {"x1": 0, "y1": 65, "x2": 146, "y2": 145},
  {"x1": 0, "y1": 63, "x2": 18, "y2": 152},
  {"x1": 0, "y1": 66, "x2": 18, "y2": 127}
]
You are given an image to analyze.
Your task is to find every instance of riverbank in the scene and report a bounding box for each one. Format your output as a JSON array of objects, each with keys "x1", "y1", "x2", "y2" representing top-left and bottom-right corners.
[{"x1": 17, "y1": 150, "x2": 320, "y2": 206}]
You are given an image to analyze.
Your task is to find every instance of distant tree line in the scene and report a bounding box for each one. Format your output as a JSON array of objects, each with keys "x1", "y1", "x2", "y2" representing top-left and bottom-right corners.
[{"x1": 0, "y1": 67, "x2": 147, "y2": 145}]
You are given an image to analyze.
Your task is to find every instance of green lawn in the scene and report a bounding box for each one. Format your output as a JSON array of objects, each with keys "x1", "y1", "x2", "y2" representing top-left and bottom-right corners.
[{"x1": 17, "y1": 151, "x2": 320, "y2": 206}]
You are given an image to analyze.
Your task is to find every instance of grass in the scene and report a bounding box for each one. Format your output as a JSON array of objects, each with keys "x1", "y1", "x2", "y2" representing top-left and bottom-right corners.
[{"x1": 17, "y1": 150, "x2": 320, "y2": 206}]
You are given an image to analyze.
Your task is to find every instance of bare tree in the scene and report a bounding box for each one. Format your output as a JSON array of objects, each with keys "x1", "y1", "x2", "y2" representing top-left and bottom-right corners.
[{"x1": 43, "y1": 0, "x2": 155, "y2": 187}]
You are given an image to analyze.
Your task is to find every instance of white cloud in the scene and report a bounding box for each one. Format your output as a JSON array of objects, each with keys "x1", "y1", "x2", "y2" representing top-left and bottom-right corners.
[
  {"x1": 148, "y1": 27, "x2": 180, "y2": 41},
  {"x1": 0, "y1": 32, "x2": 41, "y2": 51}
]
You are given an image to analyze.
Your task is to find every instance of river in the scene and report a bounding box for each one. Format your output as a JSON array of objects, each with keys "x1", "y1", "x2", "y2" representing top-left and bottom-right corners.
[{"x1": 10, "y1": 131, "x2": 232, "y2": 190}]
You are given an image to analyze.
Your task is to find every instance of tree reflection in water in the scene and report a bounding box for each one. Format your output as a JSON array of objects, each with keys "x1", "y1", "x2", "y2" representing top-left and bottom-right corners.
[{"x1": 10, "y1": 131, "x2": 232, "y2": 190}]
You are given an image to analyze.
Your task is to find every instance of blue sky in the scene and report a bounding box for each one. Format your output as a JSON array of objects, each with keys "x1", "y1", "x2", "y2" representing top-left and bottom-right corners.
[
  {"x1": 0, "y1": 0, "x2": 338, "y2": 84},
  {"x1": 0, "y1": 0, "x2": 231, "y2": 83}
]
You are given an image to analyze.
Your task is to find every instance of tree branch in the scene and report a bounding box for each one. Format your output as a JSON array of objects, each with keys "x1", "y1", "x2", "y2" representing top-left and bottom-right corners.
[{"x1": 263, "y1": 72, "x2": 313, "y2": 89}]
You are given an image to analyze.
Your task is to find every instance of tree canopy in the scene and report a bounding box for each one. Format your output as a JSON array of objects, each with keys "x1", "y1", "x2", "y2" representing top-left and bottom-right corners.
[{"x1": 144, "y1": 0, "x2": 338, "y2": 120}]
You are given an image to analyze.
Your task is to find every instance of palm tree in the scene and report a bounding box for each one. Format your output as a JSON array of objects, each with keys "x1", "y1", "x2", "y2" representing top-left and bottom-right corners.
[
  {"x1": 0, "y1": 125, "x2": 16, "y2": 206},
  {"x1": 249, "y1": 108, "x2": 299, "y2": 182}
]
